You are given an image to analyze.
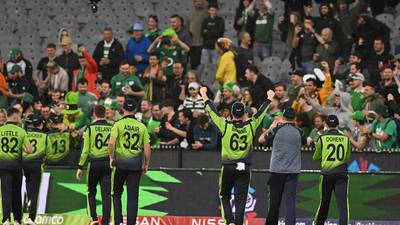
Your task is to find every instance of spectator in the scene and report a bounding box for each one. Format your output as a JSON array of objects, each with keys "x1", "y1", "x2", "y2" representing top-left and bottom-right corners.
[
  {"x1": 72, "y1": 45, "x2": 98, "y2": 97},
  {"x1": 344, "y1": 111, "x2": 371, "y2": 150},
  {"x1": 56, "y1": 28, "x2": 78, "y2": 55},
  {"x1": 366, "y1": 38, "x2": 394, "y2": 85},
  {"x1": 234, "y1": 0, "x2": 257, "y2": 42},
  {"x1": 5, "y1": 48, "x2": 34, "y2": 82},
  {"x1": 136, "y1": 100, "x2": 152, "y2": 125},
  {"x1": 236, "y1": 31, "x2": 253, "y2": 87},
  {"x1": 165, "y1": 61, "x2": 186, "y2": 109},
  {"x1": 192, "y1": 113, "x2": 219, "y2": 151},
  {"x1": 148, "y1": 30, "x2": 190, "y2": 77},
  {"x1": 333, "y1": 52, "x2": 366, "y2": 82},
  {"x1": 142, "y1": 52, "x2": 166, "y2": 104},
  {"x1": 7, "y1": 65, "x2": 36, "y2": 105},
  {"x1": 156, "y1": 100, "x2": 180, "y2": 146},
  {"x1": 34, "y1": 43, "x2": 57, "y2": 96},
  {"x1": 308, "y1": 114, "x2": 327, "y2": 145},
  {"x1": 110, "y1": 61, "x2": 144, "y2": 102},
  {"x1": 45, "y1": 61, "x2": 69, "y2": 93},
  {"x1": 377, "y1": 66, "x2": 400, "y2": 104},
  {"x1": 145, "y1": 15, "x2": 162, "y2": 43},
  {"x1": 62, "y1": 91, "x2": 90, "y2": 131},
  {"x1": 244, "y1": 65, "x2": 274, "y2": 108},
  {"x1": 362, "y1": 82, "x2": 386, "y2": 113},
  {"x1": 217, "y1": 82, "x2": 238, "y2": 114},
  {"x1": 187, "y1": 0, "x2": 209, "y2": 70},
  {"x1": 393, "y1": 54, "x2": 400, "y2": 77},
  {"x1": 170, "y1": 14, "x2": 192, "y2": 48},
  {"x1": 281, "y1": 0, "x2": 310, "y2": 21},
  {"x1": 0, "y1": 109, "x2": 6, "y2": 125},
  {"x1": 147, "y1": 103, "x2": 163, "y2": 147},
  {"x1": 314, "y1": 3, "x2": 343, "y2": 43},
  {"x1": 200, "y1": 4, "x2": 225, "y2": 83},
  {"x1": 241, "y1": 89, "x2": 257, "y2": 109},
  {"x1": 215, "y1": 38, "x2": 237, "y2": 86},
  {"x1": 165, "y1": 108, "x2": 195, "y2": 147},
  {"x1": 292, "y1": 16, "x2": 318, "y2": 74},
  {"x1": 313, "y1": 27, "x2": 340, "y2": 70},
  {"x1": 0, "y1": 65, "x2": 7, "y2": 108},
  {"x1": 367, "y1": 105, "x2": 398, "y2": 150},
  {"x1": 253, "y1": 0, "x2": 274, "y2": 60},
  {"x1": 55, "y1": 36, "x2": 80, "y2": 88},
  {"x1": 274, "y1": 83, "x2": 291, "y2": 109},
  {"x1": 98, "y1": 80, "x2": 113, "y2": 103},
  {"x1": 104, "y1": 98, "x2": 120, "y2": 122},
  {"x1": 49, "y1": 89, "x2": 63, "y2": 107},
  {"x1": 92, "y1": 27, "x2": 124, "y2": 81},
  {"x1": 348, "y1": 73, "x2": 365, "y2": 111},
  {"x1": 126, "y1": 23, "x2": 151, "y2": 75},
  {"x1": 77, "y1": 79, "x2": 97, "y2": 118},
  {"x1": 182, "y1": 82, "x2": 205, "y2": 117},
  {"x1": 184, "y1": 70, "x2": 215, "y2": 100},
  {"x1": 287, "y1": 69, "x2": 304, "y2": 103},
  {"x1": 262, "y1": 96, "x2": 282, "y2": 132}
]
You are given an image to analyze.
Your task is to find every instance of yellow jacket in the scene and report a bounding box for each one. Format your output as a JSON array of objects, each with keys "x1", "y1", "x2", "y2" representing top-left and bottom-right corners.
[{"x1": 216, "y1": 51, "x2": 237, "y2": 85}]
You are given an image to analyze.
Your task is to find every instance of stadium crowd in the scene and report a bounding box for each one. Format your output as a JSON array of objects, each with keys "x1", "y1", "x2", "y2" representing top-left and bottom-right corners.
[{"x1": 1, "y1": 0, "x2": 400, "y2": 153}]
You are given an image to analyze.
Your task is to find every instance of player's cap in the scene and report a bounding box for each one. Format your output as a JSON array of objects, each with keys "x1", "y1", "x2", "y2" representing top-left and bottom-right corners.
[
  {"x1": 231, "y1": 102, "x2": 245, "y2": 118},
  {"x1": 123, "y1": 99, "x2": 137, "y2": 112},
  {"x1": 27, "y1": 114, "x2": 43, "y2": 126},
  {"x1": 282, "y1": 107, "x2": 296, "y2": 120},
  {"x1": 326, "y1": 115, "x2": 339, "y2": 127},
  {"x1": 49, "y1": 113, "x2": 63, "y2": 123}
]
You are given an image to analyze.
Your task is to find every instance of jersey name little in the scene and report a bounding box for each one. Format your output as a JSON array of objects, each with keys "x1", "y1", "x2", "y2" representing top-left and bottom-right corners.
[{"x1": 0, "y1": 131, "x2": 19, "y2": 137}]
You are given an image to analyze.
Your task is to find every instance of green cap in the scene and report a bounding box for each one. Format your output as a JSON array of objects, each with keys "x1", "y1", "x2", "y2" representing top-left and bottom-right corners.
[
  {"x1": 9, "y1": 48, "x2": 21, "y2": 58},
  {"x1": 162, "y1": 28, "x2": 177, "y2": 37},
  {"x1": 9, "y1": 64, "x2": 22, "y2": 73},
  {"x1": 104, "y1": 98, "x2": 118, "y2": 110},
  {"x1": 351, "y1": 111, "x2": 365, "y2": 121},
  {"x1": 223, "y1": 81, "x2": 235, "y2": 92},
  {"x1": 22, "y1": 93, "x2": 34, "y2": 105}
]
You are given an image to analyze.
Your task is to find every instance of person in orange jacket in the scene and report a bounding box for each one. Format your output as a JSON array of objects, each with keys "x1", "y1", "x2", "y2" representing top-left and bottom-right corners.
[{"x1": 72, "y1": 45, "x2": 99, "y2": 97}]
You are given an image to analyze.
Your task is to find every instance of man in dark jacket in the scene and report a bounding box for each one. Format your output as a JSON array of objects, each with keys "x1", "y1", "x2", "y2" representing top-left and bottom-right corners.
[
  {"x1": 93, "y1": 27, "x2": 124, "y2": 81},
  {"x1": 244, "y1": 65, "x2": 274, "y2": 108},
  {"x1": 365, "y1": 38, "x2": 393, "y2": 85},
  {"x1": 55, "y1": 36, "x2": 80, "y2": 88},
  {"x1": 314, "y1": 3, "x2": 343, "y2": 43}
]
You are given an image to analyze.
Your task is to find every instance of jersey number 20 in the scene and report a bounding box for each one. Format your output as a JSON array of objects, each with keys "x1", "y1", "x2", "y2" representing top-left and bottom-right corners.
[{"x1": 327, "y1": 143, "x2": 345, "y2": 161}]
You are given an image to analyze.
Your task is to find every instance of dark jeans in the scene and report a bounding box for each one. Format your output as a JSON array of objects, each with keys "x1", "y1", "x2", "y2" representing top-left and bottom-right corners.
[
  {"x1": 87, "y1": 160, "x2": 111, "y2": 225},
  {"x1": 219, "y1": 164, "x2": 251, "y2": 225},
  {"x1": 0, "y1": 169, "x2": 23, "y2": 223},
  {"x1": 265, "y1": 173, "x2": 298, "y2": 225},
  {"x1": 314, "y1": 173, "x2": 349, "y2": 225},
  {"x1": 112, "y1": 168, "x2": 142, "y2": 225}
]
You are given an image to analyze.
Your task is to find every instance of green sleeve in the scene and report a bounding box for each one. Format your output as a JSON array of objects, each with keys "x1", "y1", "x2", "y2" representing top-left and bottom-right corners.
[
  {"x1": 78, "y1": 128, "x2": 90, "y2": 167},
  {"x1": 134, "y1": 76, "x2": 144, "y2": 91},
  {"x1": 205, "y1": 100, "x2": 226, "y2": 132},
  {"x1": 313, "y1": 137, "x2": 322, "y2": 161},
  {"x1": 111, "y1": 124, "x2": 119, "y2": 138},
  {"x1": 110, "y1": 77, "x2": 117, "y2": 96},
  {"x1": 73, "y1": 114, "x2": 90, "y2": 130},
  {"x1": 251, "y1": 100, "x2": 270, "y2": 132},
  {"x1": 384, "y1": 120, "x2": 397, "y2": 137}
]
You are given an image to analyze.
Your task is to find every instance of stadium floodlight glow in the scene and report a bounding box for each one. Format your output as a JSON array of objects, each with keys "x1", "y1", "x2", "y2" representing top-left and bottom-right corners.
[{"x1": 89, "y1": 0, "x2": 100, "y2": 13}]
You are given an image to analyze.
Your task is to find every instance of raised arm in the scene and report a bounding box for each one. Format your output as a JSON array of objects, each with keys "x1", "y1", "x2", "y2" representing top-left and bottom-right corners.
[{"x1": 200, "y1": 87, "x2": 226, "y2": 132}]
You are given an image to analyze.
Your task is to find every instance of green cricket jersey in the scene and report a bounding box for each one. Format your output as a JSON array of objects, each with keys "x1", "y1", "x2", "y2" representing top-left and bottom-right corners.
[
  {"x1": 313, "y1": 129, "x2": 351, "y2": 174},
  {"x1": 78, "y1": 120, "x2": 112, "y2": 168},
  {"x1": 46, "y1": 129, "x2": 71, "y2": 163},
  {"x1": 23, "y1": 128, "x2": 49, "y2": 163},
  {"x1": 0, "y1": 122, "x2": 30, "y2": 170},
  {"x1": 205, "y1": 100, "x2": 270, "y2": 164},
  {"x1": 152, "y1": 46, "x2": 183, "y2": 77},
  {"x1": 111, "y1": 115, "x2": 150, "y2": 170}
]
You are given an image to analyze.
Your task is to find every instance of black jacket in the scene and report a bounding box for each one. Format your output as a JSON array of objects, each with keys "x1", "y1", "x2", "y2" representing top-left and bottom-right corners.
[
  {"x1": 55, "y1": 51, "x2": 80, "y2": 87},
  {"x1": 5, "y1": 58, "x2": 33, "y2": 81},
  {"x1": 201, "y1": 16, "x2": 225, "y2": 49},
  {"x1": 92, "y1": 39, "x2": 125, "y2": 81},
  {"x1": 248, "y1": 75, "x2": 274, "y2": 108}
]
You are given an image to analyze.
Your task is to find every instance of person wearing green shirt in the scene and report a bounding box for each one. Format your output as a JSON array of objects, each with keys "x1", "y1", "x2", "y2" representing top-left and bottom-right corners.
[
  {"x1": 46, "y1": 114, "x2": 71, "y2": 164},
  {"x1": 367, "y1": 105, "x2": 398, "y2": 150},
  {"x1": 23, "y1": 114, "x2": 49, "y2": 225},
  {"x1": 108, "y1": 99, "x2": 151, "y2": 225},
  {"x1": 348, "y1": 72, "x2": 365, "y2": 111},
  {"x1": 0, "y1": 108, "x2": 32, "y2": 225},
  {"x1": 313, "y1": 115, "x2": 351, "y2": 225},
  {"x1": 110, "y1": 61, "x2": 145, "y2": 99},
  {"x1": 77, "y1": 78, "x2": 98, "y2": 118},
  {"x1": 147, "y1": 103, "x2": 162, "y2": 147},
  {"x1": 76, "y1": 105, "x2": 112, "y2": 225},
  {"x1": 200, "y1": 87, "x2": 274, "y2": 225},
  {"x1": 253, "y1": 0, "x2": 274, "y2": 60}
]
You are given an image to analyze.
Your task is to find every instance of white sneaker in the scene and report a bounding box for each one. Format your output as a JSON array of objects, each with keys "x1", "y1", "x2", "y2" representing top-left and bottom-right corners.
[
  {"x1": 13, "y1": 221, "x2": 21, "y2": 225},
  {"x1": 25, "y1": 218, "x2": 36, "y2": 225},
  {"x1": 3, "y1": 220, "x2": 10, "y2": 225}
]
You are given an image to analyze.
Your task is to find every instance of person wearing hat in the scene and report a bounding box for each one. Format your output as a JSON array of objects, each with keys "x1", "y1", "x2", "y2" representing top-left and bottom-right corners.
[
  {"x1": 45, "y1": 113, "x2": 71, "y2": 164},
  {"x1": 108, "y1": 98, "x2": 151, "y2": 225},
  {"x1": 103, "y1": 98, "x2": 120, "y2": 122},
  {"x1": 7, "y1": 64, "x2": 38, "y2": 106},
  {"x1": 76, "y1": 105, "x2": 112, "y2": 225},
  {"x1": 62, "y1": 91, "x2": 90, "y2": 131},
  {"x1": 0, "y1": 108, "x2": 33, "y2": 225},
  {"x1": 5, "y1": 48, "x2": 34, "y2": 82},
  {"x1": 259, "y1": 107, "x2": 307, "y2": 225},
  {"x1": 343, "y1": 111, "x2": 371, "y2": 150},
  {"x1": 287, "y1": 69, "x2": 305, "y2": 103},
  {"x1": 200, "y1": 86, "x2": 275, "y2": 225},
  {"x1": 55, "y1": 36, "x2": 80, "y2": 88},
  {"x1": 366, "y1": 105, "x2": 398, "y2": 150},
  {"x1": 182, "y1": 82, "x2": 205, "y2": 116},
  {"x1": 313, "y1": 114, "x2": 351, "y2": 225},
  {"x1": 22, "y1": 114, "x2": 49, "y2": 225},
  {"x1": 147, "y1": 28, "x2": 190, "y2": 78},
  {"x1": 126, "y1": 22, "x2": 152, "y2": 75},
  {"x1": 215, "y1": 37, "x2": 237, "y2": 86},
  {"x1": 216, "y1": 81, "x2": 238, "y2": 115},
  {"x1": 72, "y1": 45, "x2": 99, "y2": 97},
  {"x1": 348, "y1": 72, "x2": 365, "y2": 111}
]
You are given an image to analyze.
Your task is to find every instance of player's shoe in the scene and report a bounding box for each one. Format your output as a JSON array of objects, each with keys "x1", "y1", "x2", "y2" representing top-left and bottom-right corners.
[
  {"x1": 25, "y1": 218, "x2": 37, "y2": 225},
  {"x1": 89, "y1": 221, "x2": 98, "y2": 225},
  {"x1": 13, "y1": 221, "x2": 21, "y2": 225},
  {"x1": 2, "y1": 220, "x2": 10, "y2": 225}
]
